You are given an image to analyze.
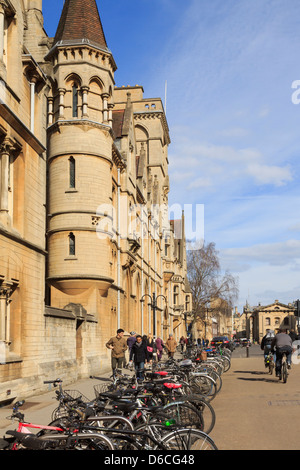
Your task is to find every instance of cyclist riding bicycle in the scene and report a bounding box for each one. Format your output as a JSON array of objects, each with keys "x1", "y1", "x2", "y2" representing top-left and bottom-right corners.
[
  {"x1": 261, "y1": 329, "x2": 275, "y2": 367},
  {"x1": 271, "y1": 329, "x2": 293, "y2": 379}
]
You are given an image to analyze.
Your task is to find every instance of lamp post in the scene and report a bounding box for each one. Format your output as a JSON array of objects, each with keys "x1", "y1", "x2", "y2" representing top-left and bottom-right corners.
[{"x1": 141, "y1": 292, "x2": 167, "y2": 337}]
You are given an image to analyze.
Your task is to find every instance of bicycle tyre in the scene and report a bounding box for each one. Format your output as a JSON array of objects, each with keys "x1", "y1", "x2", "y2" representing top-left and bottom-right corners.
[
  {"x1": 187, "y1": 397, "x2": 216, "y2": 434},
  {"x1": 221, "y1": 356, "x2": 231, "y2": 372},
  {"x1": 160, "y1": 428, "x2": 218, "y2": 450},
  {"x1": 162, "y1": 402, "x2": 203, "y2": 429},
  {"x1": 189, "y1": 376, "x2": 217, "y2": 401},
  {"x1": 282, "y1": 361, "x2": 288, "y2": 383}
]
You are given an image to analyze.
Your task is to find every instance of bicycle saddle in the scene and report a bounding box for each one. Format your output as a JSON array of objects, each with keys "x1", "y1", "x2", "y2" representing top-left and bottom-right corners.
[{"x1": 163, "y1": 383, "x2": 182, "y2": 389}]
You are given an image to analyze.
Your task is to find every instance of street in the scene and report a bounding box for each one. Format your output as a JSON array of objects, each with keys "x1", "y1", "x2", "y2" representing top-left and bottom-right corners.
[{"x1": 210, "y1": 344, "x2": 300, "y2": 450}]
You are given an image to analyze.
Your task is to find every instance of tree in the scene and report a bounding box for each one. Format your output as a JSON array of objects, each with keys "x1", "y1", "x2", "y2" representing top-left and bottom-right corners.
[{"x1": 187, "y1": 241, "x2": 239, "y2": 336}]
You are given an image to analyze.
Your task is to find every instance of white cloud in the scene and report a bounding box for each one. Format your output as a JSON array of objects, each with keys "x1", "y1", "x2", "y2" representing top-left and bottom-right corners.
[{"x1": 246, "y1": 163, "x2": 293, "y2": 187}]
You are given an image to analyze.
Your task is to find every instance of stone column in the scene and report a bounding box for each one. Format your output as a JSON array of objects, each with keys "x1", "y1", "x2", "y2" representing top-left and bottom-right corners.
[
  {"x1": 102, "y1": 93, "x2": 109, "y2": 123},
  {"x1": 48, "y1": 97, "x2": 54, "y2": 125},
  {"x1": 0, "y1": 4, "x2": 5, "y2": 62},
  {"x1": 0, "y1": 282, "x2": 12, "y2": 343},
  {"x1": 108, "y1": 103, "x2": 114, "y2": 128},
  {"x1": 58, "y1": 88, "x2": 66, "y2": 120},
  {"x1": 0, "y1": 138, "x2": 13, "y2": 213},
  {"x1": 81, "y1": 86, "x2": 89, "y2": 118}
]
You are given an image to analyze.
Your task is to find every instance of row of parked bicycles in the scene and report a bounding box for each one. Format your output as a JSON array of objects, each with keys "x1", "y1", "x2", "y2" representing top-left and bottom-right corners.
[{"x1": 0, "y1": 345, "x2": 232, "y2": 451}]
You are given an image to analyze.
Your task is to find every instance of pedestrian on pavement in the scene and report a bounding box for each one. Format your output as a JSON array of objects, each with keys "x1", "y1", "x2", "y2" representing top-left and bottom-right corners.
[
  {"x1": 127, "y1": 331, "x2": 137, "y2": 353},
  {"x1": 166, "y1": 334, "x2": 177, "y2": 358},
  {"x1": 155, "y1": 336, "x2": 164, "y2": 361},
  {"x1": 180, "y1": 336, "x2": 186, "y2": 353},
  {"x1": 271, "y1": 329, "x2": 293, "y2": 378},
  {"x1": 106, "y1": 328, "x2": 127, "y2": 374},
  {"x1": 146, "y1": 333, "x2": 155, "y2": 364},
  {"x1": 129, "y1": 335, "x2": 149, "y2": 380}
]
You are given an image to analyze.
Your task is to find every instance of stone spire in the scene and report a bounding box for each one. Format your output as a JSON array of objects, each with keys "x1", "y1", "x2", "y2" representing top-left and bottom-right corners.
[{"x1": 53, "y1": 0, "x2": 108, "y2": 51}]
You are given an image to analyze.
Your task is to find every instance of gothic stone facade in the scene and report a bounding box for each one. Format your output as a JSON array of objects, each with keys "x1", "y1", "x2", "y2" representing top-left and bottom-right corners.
[{"x1": 0, "y1": 0, "x2": 191, "y2": 402}]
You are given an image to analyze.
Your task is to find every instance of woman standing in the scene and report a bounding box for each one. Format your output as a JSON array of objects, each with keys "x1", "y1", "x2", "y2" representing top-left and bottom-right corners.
[
  {"x1": 147, "y1": 333, "x2": 155, "y2": 363},
  {"x1": 155, "y1": 336, "x2": 164, "y2": 361}
]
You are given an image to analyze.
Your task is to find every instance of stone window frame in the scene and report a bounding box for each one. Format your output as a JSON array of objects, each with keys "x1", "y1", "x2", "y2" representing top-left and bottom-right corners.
[{"x1": 68, "y1": 232, "x2": 76, "y2": 256}]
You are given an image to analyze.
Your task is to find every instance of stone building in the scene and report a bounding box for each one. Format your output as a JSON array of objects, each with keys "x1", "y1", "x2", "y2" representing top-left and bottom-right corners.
[
  {"x1": 243, "y1": 300, "x2": 296, "y2": 343},
  {"x1": 0, "y1": 0, "x2": 191, "y2": 402}
]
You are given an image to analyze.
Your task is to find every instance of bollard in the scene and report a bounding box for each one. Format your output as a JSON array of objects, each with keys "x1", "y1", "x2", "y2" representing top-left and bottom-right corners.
[{"x1": 246, "y1": 345, "x2": 250, "y2": 357}]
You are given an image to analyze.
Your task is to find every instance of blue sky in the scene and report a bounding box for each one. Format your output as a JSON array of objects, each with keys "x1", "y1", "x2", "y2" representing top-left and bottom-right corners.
[{"x1": 43, "y1": 0, "x2": 300, "y2": 312}]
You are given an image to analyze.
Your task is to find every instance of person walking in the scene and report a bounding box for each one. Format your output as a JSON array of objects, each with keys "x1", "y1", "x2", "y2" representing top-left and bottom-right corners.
[
  {"x1": 127, "y1": 331, "x2": 136, "y2": 354},
  {"x1": 106, "y1": 328, "x2": 127, "y2": 374},
  {"x1": 129, "y1": 335, "x2": 149, "y2": 380},
  {"x1": 166, "y1": 334, "x2": 177, "y2": 358},
  {"x1": 155, "y1": 336, "x2": 164, "y2": 361},
  {"x1": 180, "y1": 336, "x2": 186, "y2": 353},
  {"x1": 146, "y1": 333, "x2": 155, "y2": 364}
]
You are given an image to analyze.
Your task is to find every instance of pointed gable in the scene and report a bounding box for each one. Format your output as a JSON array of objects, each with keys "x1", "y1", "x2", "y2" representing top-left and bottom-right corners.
[{"x1": 54, "y1": 0, "x2": 108, "y2": 51}]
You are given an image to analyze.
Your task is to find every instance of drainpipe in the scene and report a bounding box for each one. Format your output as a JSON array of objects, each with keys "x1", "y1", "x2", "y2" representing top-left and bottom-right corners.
[
  {"x1": 117, "y1": 168, "x2": 121, "y2": 329},
  {"x1": 30, "y1": 80, "x2": 36, "y2": 133},
  {"x1": 141, "y1": 214, "x2": 144, "y2": 334}
]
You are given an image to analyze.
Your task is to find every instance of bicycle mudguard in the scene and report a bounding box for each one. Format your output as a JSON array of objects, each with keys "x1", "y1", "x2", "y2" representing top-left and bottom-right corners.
[
  {"x1": 6, "y1": 430, "x2": 53, "y2": 450},
  {"x1": 0, "y1": 437, "x2": 12, "y2": 449}
]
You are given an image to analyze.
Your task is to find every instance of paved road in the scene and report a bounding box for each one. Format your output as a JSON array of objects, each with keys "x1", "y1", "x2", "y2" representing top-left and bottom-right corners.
[{"x1": 210, "y1": 345, "x2": 300, "y2": 450}]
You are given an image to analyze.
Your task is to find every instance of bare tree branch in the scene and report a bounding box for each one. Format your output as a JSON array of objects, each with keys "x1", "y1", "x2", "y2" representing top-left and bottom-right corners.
[{"x1": 187, "y1": 241, "x2": 239, "y2": 327}]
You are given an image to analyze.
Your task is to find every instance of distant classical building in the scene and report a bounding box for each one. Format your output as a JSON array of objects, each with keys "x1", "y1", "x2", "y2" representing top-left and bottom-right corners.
[
  {"x1": 243, "y1": 300, "x2": 296, "y2": 343},
  {"x1": 0, "y1": 0, "x2": 191, "y2": 402}
]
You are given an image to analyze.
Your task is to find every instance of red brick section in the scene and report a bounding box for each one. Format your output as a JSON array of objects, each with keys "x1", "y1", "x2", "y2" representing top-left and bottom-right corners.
[{"x1": 54, "y1": 0, "x2": 108, "y2": 49}]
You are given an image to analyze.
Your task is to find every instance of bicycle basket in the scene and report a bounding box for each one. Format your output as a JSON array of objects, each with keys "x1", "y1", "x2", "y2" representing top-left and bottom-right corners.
[
  {"x1": 94, "y1": 383, "x2": 114, "y2": 399},
  {"x1": 63, "y1": 390, "x2": 90, "y2": 404}
]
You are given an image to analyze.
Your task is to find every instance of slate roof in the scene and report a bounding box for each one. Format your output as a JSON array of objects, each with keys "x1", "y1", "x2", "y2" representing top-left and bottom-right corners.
[{"x1": 53, "y1": 0, "x2": 108, "y2": 51}]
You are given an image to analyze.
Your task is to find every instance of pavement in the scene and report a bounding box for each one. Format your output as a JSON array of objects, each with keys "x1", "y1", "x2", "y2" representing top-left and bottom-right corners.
[
  {"x1": 210, "y1": 345, "x2": 300, "y2": 450},
  {"x1": 1, "y1": 346, "x2": 300, "y2": 450}
]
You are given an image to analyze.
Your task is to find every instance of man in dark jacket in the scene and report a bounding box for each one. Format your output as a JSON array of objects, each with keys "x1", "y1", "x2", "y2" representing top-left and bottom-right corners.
[
  {"x1": 129, "y1": 335, "x2": 149, "y2": 380},
  {"x1": 271, "y1": 329, "x2": 293, "y2": 378}
]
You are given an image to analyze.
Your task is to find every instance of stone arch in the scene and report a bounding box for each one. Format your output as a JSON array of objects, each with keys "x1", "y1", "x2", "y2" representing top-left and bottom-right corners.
[
  {"x1": 64, "y1": 73, "x2": 82, "y2": 119},
  {"x1": 88, "y1": 77, "x2": 104, "y2": 122},
  {"x1": 135, "y1": 124, "x2": 149, "y2": 164}
]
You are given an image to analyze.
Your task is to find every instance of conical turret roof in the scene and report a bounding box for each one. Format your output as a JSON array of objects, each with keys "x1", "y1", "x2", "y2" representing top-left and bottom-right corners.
[{"x1": 53, "y1": 0, "x2": 108, "y2": 51}]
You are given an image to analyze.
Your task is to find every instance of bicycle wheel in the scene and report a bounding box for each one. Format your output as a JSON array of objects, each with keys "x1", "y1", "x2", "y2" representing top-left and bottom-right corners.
[
  {"x1": 190, "y1": 376, "x2": 217, "y2": 401},
  {"x1": 282, "y1": 361, "x2": 288, "y2": 383},
  {"x1": 160, "y1": 428, "x2": 218, "y2": 450},
  {"x1": 162, "y1": 402, "x2": 203, "y2": 429},
  {"x1": 221, "y1": 356, "x2": 231, "y2": 372},
  {"x1": 187, "y1": 397, "x2": 216, "y2": 434}
]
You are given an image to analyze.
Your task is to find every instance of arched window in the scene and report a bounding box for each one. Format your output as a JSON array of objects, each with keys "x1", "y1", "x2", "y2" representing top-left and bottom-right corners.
[
  {"x1": 69, "y1": 156, "x2": 75, "y2": 188},
  {"x1": 72, "y1": 85, "x2": 78, "y2": 117},
  {"x1": 69, "y1": 232, "x2": 76, "y2": 256}
]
